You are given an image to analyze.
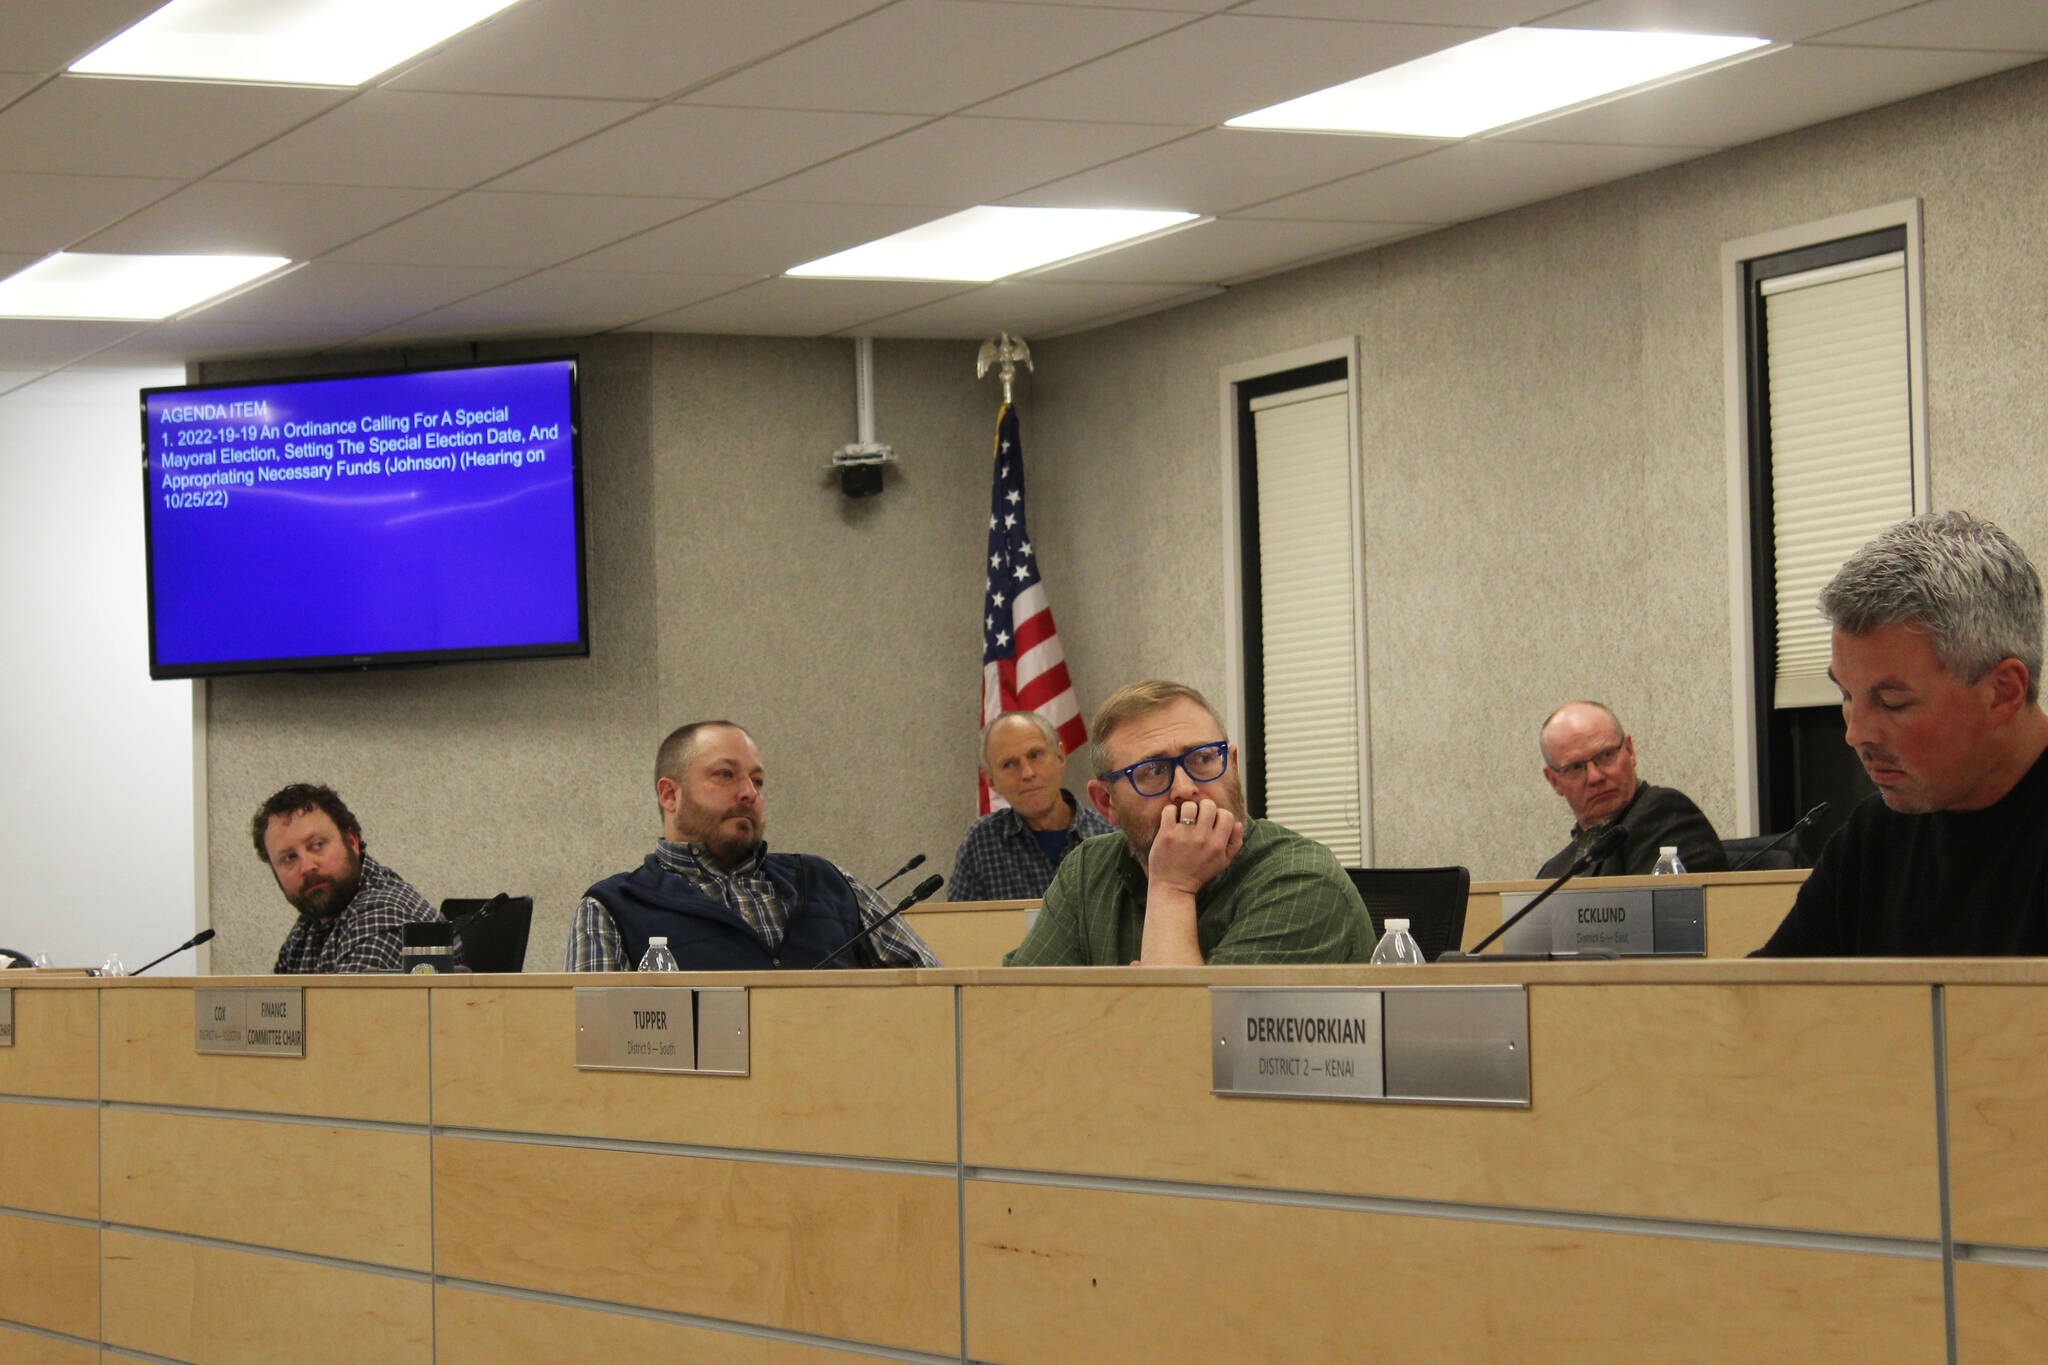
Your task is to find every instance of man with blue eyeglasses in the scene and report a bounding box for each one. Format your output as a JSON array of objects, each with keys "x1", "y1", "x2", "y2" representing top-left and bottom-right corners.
[{"x1": 1003, "y1": 679, "x2": 1373, "y2": 966}]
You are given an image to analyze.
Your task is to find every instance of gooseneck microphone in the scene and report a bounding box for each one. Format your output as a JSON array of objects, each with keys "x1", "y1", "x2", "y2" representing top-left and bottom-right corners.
[
  {"x1": 816, "y1": 873, "x2": 945, "y2": 968},
  {"x1": 1447, "y1": 824, "x2": 1630, "y2": 959},
  {"x1": 873, "y1": 853, "x2": 927, "y2": 891},
  {"x1": 1728, "y1": 802, "x2": 1831, "y2": 872},
  {"x1": 132, "y1": 928, "x2": 218, "y2": 976}
]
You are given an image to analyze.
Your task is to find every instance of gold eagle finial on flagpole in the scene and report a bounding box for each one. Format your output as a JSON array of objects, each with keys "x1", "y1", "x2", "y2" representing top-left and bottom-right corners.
[{"x1": 976, "y1": 332, "x2": 1033, "y2": 405}]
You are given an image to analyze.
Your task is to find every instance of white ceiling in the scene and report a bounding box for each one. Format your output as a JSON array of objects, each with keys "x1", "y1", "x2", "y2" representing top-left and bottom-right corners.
[{"x1": 0, "y1": 0, "x2": 2040, "y2": 387}]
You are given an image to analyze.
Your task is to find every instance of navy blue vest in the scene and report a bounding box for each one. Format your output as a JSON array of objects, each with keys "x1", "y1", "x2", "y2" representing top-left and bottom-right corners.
[{"x1": 588, "y1": 850, "x2": 866, "y2": 970}]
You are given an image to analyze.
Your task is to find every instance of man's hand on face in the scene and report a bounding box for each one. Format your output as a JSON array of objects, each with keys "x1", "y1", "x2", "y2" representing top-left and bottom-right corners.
[{"x1": 1146, "y1": 797, "x2": 1244, "y2": 895}]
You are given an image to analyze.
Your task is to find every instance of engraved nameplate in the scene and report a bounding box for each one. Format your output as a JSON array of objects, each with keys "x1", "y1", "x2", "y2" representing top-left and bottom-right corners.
[
  {"x1": 0, "y1": 988, "x2": 11, "y2": 1047},
  {"x1": 194, "y1": 987, "x2": 305, "y2": 1057},
  {"x1": 1213, "y1": 985, "x2": 1528, "y2": 1107},
  {"x1": 575, "y1": 986, "x2": 750, "y2": 1076},
  {"x1": 1497, "y1": 886, "x2": 1705, "y2": 956}
]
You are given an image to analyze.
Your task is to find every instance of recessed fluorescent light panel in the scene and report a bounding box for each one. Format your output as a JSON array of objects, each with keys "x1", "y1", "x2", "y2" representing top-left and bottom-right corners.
[
  {"x1": 70, "y1": 0, "x2": 524, "y2": 87},
  {"x1": 1227, "y1": 28, "x2": 1771, "y2": 139},
  {"x1": 786, "y1": 206, "x2": 1204, "y2": 282},
  {"x1": 0, "y1": 253, "x2": 292, "y2": 320}
]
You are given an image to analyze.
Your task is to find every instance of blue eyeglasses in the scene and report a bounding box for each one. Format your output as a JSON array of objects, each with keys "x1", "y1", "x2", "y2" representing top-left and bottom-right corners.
[{"x1": 1101, "y1": 740, "x2": 1230, "y2": 798}]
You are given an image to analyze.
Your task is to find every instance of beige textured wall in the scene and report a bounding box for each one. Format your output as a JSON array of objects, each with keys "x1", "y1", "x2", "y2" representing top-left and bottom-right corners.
[
  {"x1": 203, "y1": 334, "x2": 993, "y2": 972},
  {"x1": 1026, "y1": 58, "x2": 2048, "y2": 880}
]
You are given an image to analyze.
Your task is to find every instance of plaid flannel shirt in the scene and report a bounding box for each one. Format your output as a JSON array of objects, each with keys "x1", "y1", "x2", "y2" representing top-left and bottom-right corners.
[
  {"x1": 272, "y1": 854, "x2": 454, "y2": 973},
  {"x1": 566, "y1": 838, "x2": 941, "y2": 971},
  {"x1": 947, "y1": 792, "x2": 1113, "y2": 901}
]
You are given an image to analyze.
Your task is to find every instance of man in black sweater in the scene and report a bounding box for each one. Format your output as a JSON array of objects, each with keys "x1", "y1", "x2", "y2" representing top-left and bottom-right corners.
[
  {"x1": 1536, "y1": 701, "x2": 1727, "y2": 878},
  {"x1": 1758, "y1": 511, "x2": 2048, "y2": 957}
]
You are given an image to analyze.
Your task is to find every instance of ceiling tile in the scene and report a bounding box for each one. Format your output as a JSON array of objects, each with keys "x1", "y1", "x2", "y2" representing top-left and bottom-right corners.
[
  {"x1": 360, "y1": 268, "x2": 752, "y2": 341},
  {"x1": 493, "y1": 104, "x2": 922, "y2": 198},
  {"x1": 1537, "y1": 0, "x2": 1910, "y2": 41},
  {"x1": 1001, "y1": 126, "x2": 1444, "y2": 214},
  {"x1": 78, "y1": 181, "x2": 447, "y2": 258},
  {"x1": 992, "y1": 0, "x2": 1232, "y2": 9},
  {"x1": 856, "y1": 279, "x2": 1218, "y2": 338},
  {"x1": 682, "y1": 0, "x2": 1186, "y2": 115},
  {"x1": 328, "y1": 191, "x2": 707, "y2": 268},
  {"x1": 0, "y1": 1, "x2": 162, "y2": 72},
  {"x1": 183, "y1": 262, "x2": 524, "y2": 332},
  {"x1": 0, "y1": 72, "x2": 37, "y2": 103},
  {"x1": 385, "y1": 0, "x2": 883, "y2": 100},
  {"x1": 0, "y1": 318, "x2": 143, "y2": 369},
  {"x1": 1237, "y1": 0, "x2": 1553, "y2": 21},
  {"x1": 89, "y1": 318, "x2": 386, "y2": 365},
  {"x1": 627, "y1": 277, "x2": 968, "y2": 335},
  {"x1": 1498, "y1": 42, "x2": 2034, "y2": 148},
  {"x1": 217, "y1": 91, "x2": 647, "y2": 189},
  {"x1": 570, "y1": 200, "x2": 937, "y2": 276},
  {"x1": 0, "y1": 172, "x2": 182, "y2": 254},
  {"x1": 749, "y1": 116, "x2": 1192, "y2": 207},
  {"x1": 1241, "y1": 139, "x2": 1709, "y2": 222},
  {"x1": 970, "y1": 15, "x2": 1487, "y2": 125},
  {"x1": 1814, "y1": 1, "x2": 2048, "y2": 51},
  {"x1": 0, "y1": 76, "x2": 347, "y2": 178},
  {"x1": 1031, "y1": 216, "x2": 1427, "y2": 284}
]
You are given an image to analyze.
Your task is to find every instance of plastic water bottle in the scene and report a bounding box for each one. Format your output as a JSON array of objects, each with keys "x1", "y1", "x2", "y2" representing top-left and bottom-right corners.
[
  {"x1": 637, "y1": 936, "x2": 678, "y2": 972},
  {"x1": 1368, "y1": 917, "x2": 1425, "y2": 966},
  {"x1": 1652, "y1": 846, "x2": 1685, "y2": 876}
]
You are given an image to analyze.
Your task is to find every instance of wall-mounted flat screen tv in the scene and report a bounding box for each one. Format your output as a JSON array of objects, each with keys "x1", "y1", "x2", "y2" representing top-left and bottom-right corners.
[{"x1": 142, "y1": 356, "x2": 587, "y2": 679}]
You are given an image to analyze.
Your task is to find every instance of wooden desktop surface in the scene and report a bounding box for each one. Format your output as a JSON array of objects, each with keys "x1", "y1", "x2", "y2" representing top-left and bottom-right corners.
[{"x1": 3, "y1": 962, "x2": 2043, "y2": 1363}]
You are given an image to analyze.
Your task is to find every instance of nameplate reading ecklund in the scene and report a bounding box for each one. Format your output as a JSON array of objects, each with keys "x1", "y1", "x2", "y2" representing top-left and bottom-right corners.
[
  {"x1": 574, "y1": 986, "x2": 750, "y2": 1076},
  {"x1": 0, "y1": 989, "x2": 12, "y2": 1047},
  {"x1": 194, "y1": 987, "x2": 304, "y2": 1057},
  {"x1": 1212, "y1": 986, "x2": 1529, "y2": 1106}
]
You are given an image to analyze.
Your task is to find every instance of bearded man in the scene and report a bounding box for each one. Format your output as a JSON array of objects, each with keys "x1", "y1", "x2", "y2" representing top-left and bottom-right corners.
[
  {"x1": 1002, "y1": 680, "x2": 1372, "y2": 966},
  {"x1": 567, "y1": 721, "x2": 938, "y2": 971},
  {"x1": 257, "y1": 783, "x2": 451, "y2": 973}
]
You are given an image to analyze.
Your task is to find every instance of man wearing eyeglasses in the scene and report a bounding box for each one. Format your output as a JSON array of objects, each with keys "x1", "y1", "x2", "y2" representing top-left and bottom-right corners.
[
  {"x1": 1537, "y1": 701, "x2": 1726, "y2": 877},
  {"x1": 1003, "y1": 679, "x2": 1373, "y2": 966}
]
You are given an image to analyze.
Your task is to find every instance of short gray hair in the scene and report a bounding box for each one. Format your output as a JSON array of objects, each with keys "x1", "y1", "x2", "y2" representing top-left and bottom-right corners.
[
  {"x1": 1822, "y1": 510, "x2": 2044, "y2": 704},
  {"x1": 1538, "y1": 701, "x2": 1623, "y2": 767},
  {"x1": 980, "y1": 710, "x2": 1061, "y2": 772},
  {"x1": 656, "y1": 720, "x2": 747, "y2": 785}
]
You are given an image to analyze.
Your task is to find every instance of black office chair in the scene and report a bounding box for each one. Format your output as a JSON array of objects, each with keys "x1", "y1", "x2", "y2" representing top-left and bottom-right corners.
[
  {"x1": 1344, "y1": 866, "x2": 1471, "y2": 963},
  {"x1": 1720, "y1": 833, "x2": 1811, "y2": 872},
  {"x1": 441, "y1": 895, "x2": 534, "y2": 973}
]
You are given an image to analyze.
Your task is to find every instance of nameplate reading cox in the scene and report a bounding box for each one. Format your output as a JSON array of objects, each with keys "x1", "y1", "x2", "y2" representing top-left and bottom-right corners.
[
  {"x1": 0, "y1": 989, "x2": 12, "y2": 1047},
  {"x1": 574, "y1": 986, "x2": 750, "y2": 1076},
  {"x1": 1212, "y1": 986, "x2": 1529, "y2": 1107},
  {"x1": 194, "y1": 987, "x2": 305, "y2": 1057}
]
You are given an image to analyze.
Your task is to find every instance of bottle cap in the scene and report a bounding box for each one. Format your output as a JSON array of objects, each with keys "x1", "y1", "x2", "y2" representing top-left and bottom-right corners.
[
  {"x1": 650, "y1": 936, "x2": 668, "y2": 946},
  {"x1": 1659, "y1": 846, "x2": 1677, "y2": 856},
  {"x1": 1387, "y1": 918, "x2": 1410, "y2": 931}
]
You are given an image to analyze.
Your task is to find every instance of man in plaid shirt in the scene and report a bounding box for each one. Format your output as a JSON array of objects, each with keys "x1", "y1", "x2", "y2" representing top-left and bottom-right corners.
[
  {"x1": 567, "y1": 721, "x2": 939, "y2": 972},
  {"x1": 258, "y1": 783, "x2": 454, "y2": 974},
  {"x1": 1004, "y1": 680, "x2": 1371, "y2": 967},
  {"x1": 948, "y1": 710, "x2": 1113, "y2": 902}
]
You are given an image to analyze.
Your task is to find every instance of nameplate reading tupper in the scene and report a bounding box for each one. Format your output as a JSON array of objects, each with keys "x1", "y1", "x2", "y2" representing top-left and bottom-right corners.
[
  {"x1": 0, "y1": 989, "x2": 11, "y2": 1047},
  {"x1": 194, "y1": 987, "x2": 304, "y2": 1057},
  {"x1": 574, "y1": 986, "x2": 750, "y2": 1076},
  {"x1": 1212, "y1": 986, "x2": 1528, "y2": 1106}
]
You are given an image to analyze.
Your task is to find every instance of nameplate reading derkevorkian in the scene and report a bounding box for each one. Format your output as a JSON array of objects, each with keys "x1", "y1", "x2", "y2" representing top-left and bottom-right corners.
[{"x1": 194, "y1": 987, "x2": 305, "y2": 1057}]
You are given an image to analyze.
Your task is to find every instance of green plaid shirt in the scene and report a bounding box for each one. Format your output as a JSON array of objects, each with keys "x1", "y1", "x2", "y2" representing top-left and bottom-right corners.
[{"x1": 1002, "y1": 819, "x2": 1372, "y2": 966}]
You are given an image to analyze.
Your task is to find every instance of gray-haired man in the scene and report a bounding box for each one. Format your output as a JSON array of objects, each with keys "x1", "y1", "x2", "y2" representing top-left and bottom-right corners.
[
  {"x1": 1758, "y1": 511, "x2": 2048, "y2": 956},
  {"x1": 947, "y1": 710, "x2": 1112, "y2": 901}
]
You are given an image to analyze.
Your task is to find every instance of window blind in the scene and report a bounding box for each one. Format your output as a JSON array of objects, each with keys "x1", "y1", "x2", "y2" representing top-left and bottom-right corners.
[
  {"x1": 1248, "y1": 380, "x2": 1363, "y2": 863},
  {"x1": 1762, "y1": 251, "x2": 1914, "y2": 708}
]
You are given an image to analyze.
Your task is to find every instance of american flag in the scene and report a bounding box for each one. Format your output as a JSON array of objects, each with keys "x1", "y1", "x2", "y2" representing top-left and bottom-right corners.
[{"x1": 980, "y1": 402, "x2": 1085, "y2": 814}]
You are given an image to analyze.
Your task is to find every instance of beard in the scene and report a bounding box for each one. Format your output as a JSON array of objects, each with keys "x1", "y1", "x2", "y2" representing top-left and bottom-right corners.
[
  {"x1": 289, "y1": 854, "x2": 363, "y2": 919},
  {"x1": 679, "y1": 797, "x2": 767, "y2": 869},
  {"x1": 1116, "y1": 769, "x2": 1249, "y2": 864}
]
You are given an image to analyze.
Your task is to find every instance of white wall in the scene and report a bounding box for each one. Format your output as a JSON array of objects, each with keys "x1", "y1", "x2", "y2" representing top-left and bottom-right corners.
[{"x1": 0, "y1": 367, "x2": 201, "y2": 973}]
